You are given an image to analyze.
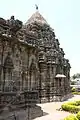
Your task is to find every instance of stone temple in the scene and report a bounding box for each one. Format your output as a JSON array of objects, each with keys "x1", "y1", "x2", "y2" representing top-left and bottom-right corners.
[{"x1": 0, "y1": 10, "x2": 71, "y2": 106}]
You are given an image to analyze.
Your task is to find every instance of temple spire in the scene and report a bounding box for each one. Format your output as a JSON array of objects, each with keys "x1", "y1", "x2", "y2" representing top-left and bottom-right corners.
[{"x1": 35, "y1": 4, "x2": 38, "y2": 10}]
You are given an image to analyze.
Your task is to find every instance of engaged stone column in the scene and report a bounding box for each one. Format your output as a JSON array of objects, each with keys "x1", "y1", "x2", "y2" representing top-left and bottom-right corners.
[
  {"x1": 53, "y1": 78, "x2": 56, "y2": 101},
  {"x1": 61, "y1": 78, "x2": 65, "y2": 95}
]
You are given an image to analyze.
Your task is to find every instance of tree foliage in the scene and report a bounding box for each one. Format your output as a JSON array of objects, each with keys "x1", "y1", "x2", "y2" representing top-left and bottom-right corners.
[{"x1": 72, "y1": 73, "x2": 80, "y2": 80}]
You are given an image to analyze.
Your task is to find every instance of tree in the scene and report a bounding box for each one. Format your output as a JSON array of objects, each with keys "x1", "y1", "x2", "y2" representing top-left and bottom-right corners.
[
  {"x1": 72, "y1": 74, "x2": 77, "y2": 80},
  {"x1": 72, "y1": 73, "x2": 80, "y2": 80}
]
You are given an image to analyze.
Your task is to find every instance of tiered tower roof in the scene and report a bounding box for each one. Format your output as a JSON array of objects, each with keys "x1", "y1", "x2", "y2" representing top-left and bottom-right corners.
[{"x1": 25, "y1": 11, "x2": 48, "y2": 25}]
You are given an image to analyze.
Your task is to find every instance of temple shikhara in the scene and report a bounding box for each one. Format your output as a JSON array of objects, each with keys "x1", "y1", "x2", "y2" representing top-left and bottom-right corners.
[{"x1": 0, "y1": 9, "x2": 71, "y2": 110}]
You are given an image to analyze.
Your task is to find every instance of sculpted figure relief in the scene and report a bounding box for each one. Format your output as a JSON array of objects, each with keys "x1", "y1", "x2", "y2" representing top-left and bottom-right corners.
[
  {"x1": 7, "y1": 16, "x2": 22, "y2": 34},
  {"x1": 0, "y1": 16, "x2": 22, "y2": 36}
]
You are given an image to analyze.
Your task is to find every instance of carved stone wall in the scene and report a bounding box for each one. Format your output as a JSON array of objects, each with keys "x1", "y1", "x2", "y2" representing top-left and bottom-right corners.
[{"x1": 0, "y1": 38, "x2": 39, "y2": 92}]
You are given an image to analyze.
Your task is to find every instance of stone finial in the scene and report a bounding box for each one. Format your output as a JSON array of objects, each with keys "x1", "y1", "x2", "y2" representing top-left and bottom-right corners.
[{"x1": 35, "y1": 4, "x2": 38, "y2": 10}]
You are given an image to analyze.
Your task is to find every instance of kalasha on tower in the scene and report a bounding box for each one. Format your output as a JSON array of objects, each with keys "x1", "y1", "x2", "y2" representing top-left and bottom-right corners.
[{"x1": 0, "y1": 7, "x2": 71, "y2": 106}]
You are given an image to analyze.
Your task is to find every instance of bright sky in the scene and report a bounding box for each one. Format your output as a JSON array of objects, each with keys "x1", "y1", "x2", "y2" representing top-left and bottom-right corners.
[{"x1": 0, "y1": 0, "x2": 80, "y2": 76}]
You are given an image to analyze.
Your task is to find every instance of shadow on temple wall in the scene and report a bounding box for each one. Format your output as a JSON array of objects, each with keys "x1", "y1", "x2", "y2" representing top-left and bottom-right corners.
[
  {"x1": 43, "y1": 111, "x2": 48, "y2": 116},
  {"x1": 0, "y1": 104, "x2": 48, "y2": 120},
  {"x1": 0, "y1": 91, "x2": 45, "y2": 120},
  {"x1": 0, "y1": 107, "x2": 45, "y2": 120},
  {"x1": 61, "y1": 93, "x2": 74, "y2": 102}
]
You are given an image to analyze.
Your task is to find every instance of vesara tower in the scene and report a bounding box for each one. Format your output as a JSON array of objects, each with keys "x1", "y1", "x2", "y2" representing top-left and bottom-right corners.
[{"x1": 0, "y1": 7, "x2": 71, "y2": 104}]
